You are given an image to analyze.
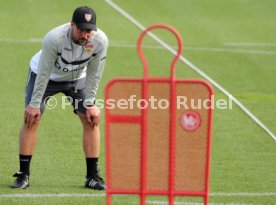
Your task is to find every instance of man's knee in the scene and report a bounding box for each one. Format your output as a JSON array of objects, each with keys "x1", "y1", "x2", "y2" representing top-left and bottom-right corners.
[{"x1": 21, "y1": 121, "x2": 40, "y2": 134}]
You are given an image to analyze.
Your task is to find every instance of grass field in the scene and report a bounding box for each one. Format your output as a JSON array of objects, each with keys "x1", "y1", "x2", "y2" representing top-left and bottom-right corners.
[{"x1": 0, "y1": 0, "x2": 276, "y2": 204}]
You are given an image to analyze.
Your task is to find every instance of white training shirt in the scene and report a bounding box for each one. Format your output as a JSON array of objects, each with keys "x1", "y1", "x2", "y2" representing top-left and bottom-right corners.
[{"x1": 29, "y1": 23, "x2": 108, "y2": 108}]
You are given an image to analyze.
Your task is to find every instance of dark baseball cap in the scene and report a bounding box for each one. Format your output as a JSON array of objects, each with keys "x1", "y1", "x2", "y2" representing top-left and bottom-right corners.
[{"x1": 72, "y1": 6, "x2": 97, "y2": 31}]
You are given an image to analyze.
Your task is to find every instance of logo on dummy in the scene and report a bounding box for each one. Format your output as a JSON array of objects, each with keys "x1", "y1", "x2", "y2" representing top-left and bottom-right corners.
[{"x1": 179, "y1": 111, "x2": 201, "y2": 131}]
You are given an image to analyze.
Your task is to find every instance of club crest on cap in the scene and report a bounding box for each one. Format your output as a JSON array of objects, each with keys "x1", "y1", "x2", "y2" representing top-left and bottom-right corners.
[{"x1": 85, "y1": 14, "x2": 92, "y2": 22}]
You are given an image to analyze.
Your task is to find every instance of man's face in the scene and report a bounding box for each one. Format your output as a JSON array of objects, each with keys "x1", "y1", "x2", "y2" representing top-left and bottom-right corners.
[{"x1": 71, "y1": 22, "x2": 93, "y2": 45}]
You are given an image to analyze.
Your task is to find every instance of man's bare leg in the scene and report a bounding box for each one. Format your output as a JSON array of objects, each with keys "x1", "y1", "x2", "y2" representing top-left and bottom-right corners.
[
  {"x1": 12, "y1": 121, "x2": 39, "y2": 189},
  {"x1": 78, "y1": 113, "x2": 105, "y2": 190}
]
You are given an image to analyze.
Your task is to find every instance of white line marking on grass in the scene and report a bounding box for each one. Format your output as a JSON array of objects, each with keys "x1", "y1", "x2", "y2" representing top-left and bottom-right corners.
[
  {"x1": 0, "y1": 193, "x2": 106, "y2": 198},
  {"x1": 105, "y1": 0, "x2": 276, "y2": 141},
  {"x1": 0, "y1": 38, "x2": 43, "y2": 43},
  {"x1": 146, "y1": 201, "x2": 269, "y2": 205},
  {"x1": 224, "y1": 42, "x2": 276, "y2": 47},
  {"x1": 110, "y1": 42, "x2": 276, "y2": 55},
  {"x1": 185, "y1": 46, "x2": 276, "y2": 55},
  {"x1": 1, "y1": 38, "x2": 276, "y2": 55},
  {"x1": 0, "y1": 193, "x2": 274, "y2": 205},
  {"x1": 211, "y1": 192, "x2": 276, "y2": 196},
  {"x1": 0, "y1": 192, "x2": 274, "y2": 198}
]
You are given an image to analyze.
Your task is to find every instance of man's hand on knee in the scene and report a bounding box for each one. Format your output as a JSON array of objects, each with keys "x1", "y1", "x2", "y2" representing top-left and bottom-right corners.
[
  {"x1": 24, "y1": 105, "x2": 41, "y2": 127},
  {"x1": 85, "y1": 106, "x2": 100, "y2": 128}
]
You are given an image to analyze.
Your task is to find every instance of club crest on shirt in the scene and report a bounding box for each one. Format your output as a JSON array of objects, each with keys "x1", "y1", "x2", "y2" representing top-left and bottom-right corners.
[
  {"x1": 85, "y1": 14, "x2": 92, "y2": 22},
  {"x1": 85, "y1": 44, "x2": 93, "y2": 49},
  {"x1": 85, "y1": 44, "x2": 93, "y2": 54}
]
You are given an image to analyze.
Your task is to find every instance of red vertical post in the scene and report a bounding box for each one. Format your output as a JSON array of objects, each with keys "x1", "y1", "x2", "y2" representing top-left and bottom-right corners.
[
  {"x1": 168, "y1": 25, "x2": 183, "y2": 205},
  {"x1": 169, "y1": 74, "x2": 176, "y2": 205},
  {"x1": 105, "y1": 83, "x2": 112, "y2": 205},
  {"x1": 204, "y1": 89, "x2": 214, "y2": 205},
  {"x1": 137, "y1": 24, "x2": 183, "y2": 205},
  {"x1": 140, "y1": 78, "x2": 148, "y2": 205},
  {"x1": 137, "y1": 28, "x2": 149, "y2": 205},
  {"x1": 106, "y1": 194, "x2": 111, "y2": 205}
]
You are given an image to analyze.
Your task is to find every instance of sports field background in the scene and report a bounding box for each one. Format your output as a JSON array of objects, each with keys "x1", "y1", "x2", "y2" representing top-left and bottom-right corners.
[{"x1": 0, "y1": 0, "x2": 275, "y2": 204}]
